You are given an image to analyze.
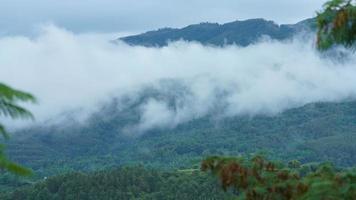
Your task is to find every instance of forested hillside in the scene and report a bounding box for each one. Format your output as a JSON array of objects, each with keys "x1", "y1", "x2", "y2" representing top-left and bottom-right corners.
[
  {"x1": 2, "y1": 158, "x2": 355, "y2": 200},
  {"x1": 0, "y1": 167, "x2": 235, "y2": 200},
  {"x1": 120, "y1": 18, "x2": 315, "y2": 47},
  {"x1": 2, "y1": 91, "x2": 356, "y2": 191}
]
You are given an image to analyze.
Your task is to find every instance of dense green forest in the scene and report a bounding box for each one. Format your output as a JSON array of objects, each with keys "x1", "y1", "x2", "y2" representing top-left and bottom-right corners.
[
  {"x1": 0, "y1": 166, "x2": 236, "y2": 200},
  {"x1": 2, "y1": 96, "x2": 356, "y2": 191},
  {"x1": 1, "y1": 157, "x2": 355, "y2": 199}
]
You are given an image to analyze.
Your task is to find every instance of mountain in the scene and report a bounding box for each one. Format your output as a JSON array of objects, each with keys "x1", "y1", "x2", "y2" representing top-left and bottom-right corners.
[
  {"x1": 119, "y1": 18, "x2": 316, "y2": 47},
  {"x1": 2, "y1": 97, "x2": 356, "y2": 192},
  {"x1": 3, "y1": 88, "x2": 356, "y2": 181},
  {"x1": 0, "y1": 78, "x2": 354, "y2": 192}
]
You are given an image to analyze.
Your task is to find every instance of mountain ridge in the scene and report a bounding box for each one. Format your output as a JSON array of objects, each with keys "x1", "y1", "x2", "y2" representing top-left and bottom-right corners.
[{"x1": 119, "y1": 18, "x2": 316, "y2": 47}]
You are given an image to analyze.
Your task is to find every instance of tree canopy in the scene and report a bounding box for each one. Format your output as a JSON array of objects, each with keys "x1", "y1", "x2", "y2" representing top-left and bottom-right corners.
[
  {"x1": 317, "y1": 0, "x2": 356, "y2": 50},
  {"x1": 202, "y1": 156, "x2": 356, "y2": 200}
]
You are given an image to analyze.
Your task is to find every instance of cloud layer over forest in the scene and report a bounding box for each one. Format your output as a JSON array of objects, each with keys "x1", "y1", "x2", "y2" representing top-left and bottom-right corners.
[{"x1": 1, "y1": 25, "x2": 356, "y2": 132}]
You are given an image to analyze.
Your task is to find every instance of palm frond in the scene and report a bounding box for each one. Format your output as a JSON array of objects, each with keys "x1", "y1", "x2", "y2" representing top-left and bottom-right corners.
[
  {"x1": 0, "y1": 147, "x2": 32, "y2": 176},
  {"x1": 0, "y1": 123, "x2": 9, "y2": 140},
  {"x1": 0, "y1": 82, "x2": 36, "y2": 176},
  {"x1": 0, "y1": 100, "x2": 34, "y2": 120},
  {"x1": 0, "y1": 83, "x2": 36, "y2": 103}
]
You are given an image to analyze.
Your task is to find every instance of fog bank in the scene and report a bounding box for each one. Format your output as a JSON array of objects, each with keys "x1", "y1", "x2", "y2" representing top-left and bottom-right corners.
[{"x1": 1, "y1": 25, "x2": 356, "y2": 133}]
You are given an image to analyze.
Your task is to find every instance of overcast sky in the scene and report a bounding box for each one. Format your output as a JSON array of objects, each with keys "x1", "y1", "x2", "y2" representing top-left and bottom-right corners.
[{"x1": 1, "y1": 0, "x2": 326, "y2": 35}]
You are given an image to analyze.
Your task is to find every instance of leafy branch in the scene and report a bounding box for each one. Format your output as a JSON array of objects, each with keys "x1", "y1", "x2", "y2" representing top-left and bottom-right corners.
[
  {"x1": 317, "y1": 0, "x2": 356, "y2": 50},
  {"x1": 0, "y1": 83, "x2": 36, "y2": 176}
]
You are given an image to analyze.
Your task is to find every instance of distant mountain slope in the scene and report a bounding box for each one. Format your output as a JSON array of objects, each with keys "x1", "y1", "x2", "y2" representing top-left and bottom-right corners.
[
  {"x1": 1, "y1": 81, "x2": 356, "y2": 191},
  {"x1": 119, "y1": 18, "x2": 315, "y2": 47},
  {"x1": 4, "y1": 88, "x2": 356, "y2": 180}
]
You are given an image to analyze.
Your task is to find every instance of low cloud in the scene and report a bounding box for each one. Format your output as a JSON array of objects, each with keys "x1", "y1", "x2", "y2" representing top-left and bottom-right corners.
[{"x1": 0, "y1": 25, "x2": 356, "y2": 133}]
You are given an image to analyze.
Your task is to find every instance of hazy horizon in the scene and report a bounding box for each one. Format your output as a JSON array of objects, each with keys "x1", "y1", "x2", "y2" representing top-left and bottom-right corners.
[{"x1": 0, "y1": 0, "x2": 326, "y2": 36}]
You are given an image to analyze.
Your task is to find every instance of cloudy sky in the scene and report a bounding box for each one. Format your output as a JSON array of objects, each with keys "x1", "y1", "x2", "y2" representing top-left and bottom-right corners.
[{"x1": 1, "y1": 0, "x2": 326, "y2": 35}]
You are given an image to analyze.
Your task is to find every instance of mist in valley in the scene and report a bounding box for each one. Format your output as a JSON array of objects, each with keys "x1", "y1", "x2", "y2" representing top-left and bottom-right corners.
[{"x1": 0, "y1": 25, "x2": 356, "y2": 134}]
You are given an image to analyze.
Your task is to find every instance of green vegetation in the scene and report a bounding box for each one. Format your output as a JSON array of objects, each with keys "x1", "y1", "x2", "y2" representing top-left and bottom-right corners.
[
  {"x1": 0, "y1": 166, "x2": 235, "y2": 200},
  {"x1": 0, "y1": 83, "x2": 35, "y2": 176},
  {"x1": 1, "y1": 157, "x2": 355, "y2": 200},
  {"x1": 202, "y1": 156, "x2": 356, "y2": 199},
  {"x1": 2, "y1": 99, "x2": 356, "y2": 191},
  {"x1": 120, "y1": 18, "x2": 313, "y2": 47},
  {"x1": 317, "y1": 0, "x2": 356, "y2": 50}
]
